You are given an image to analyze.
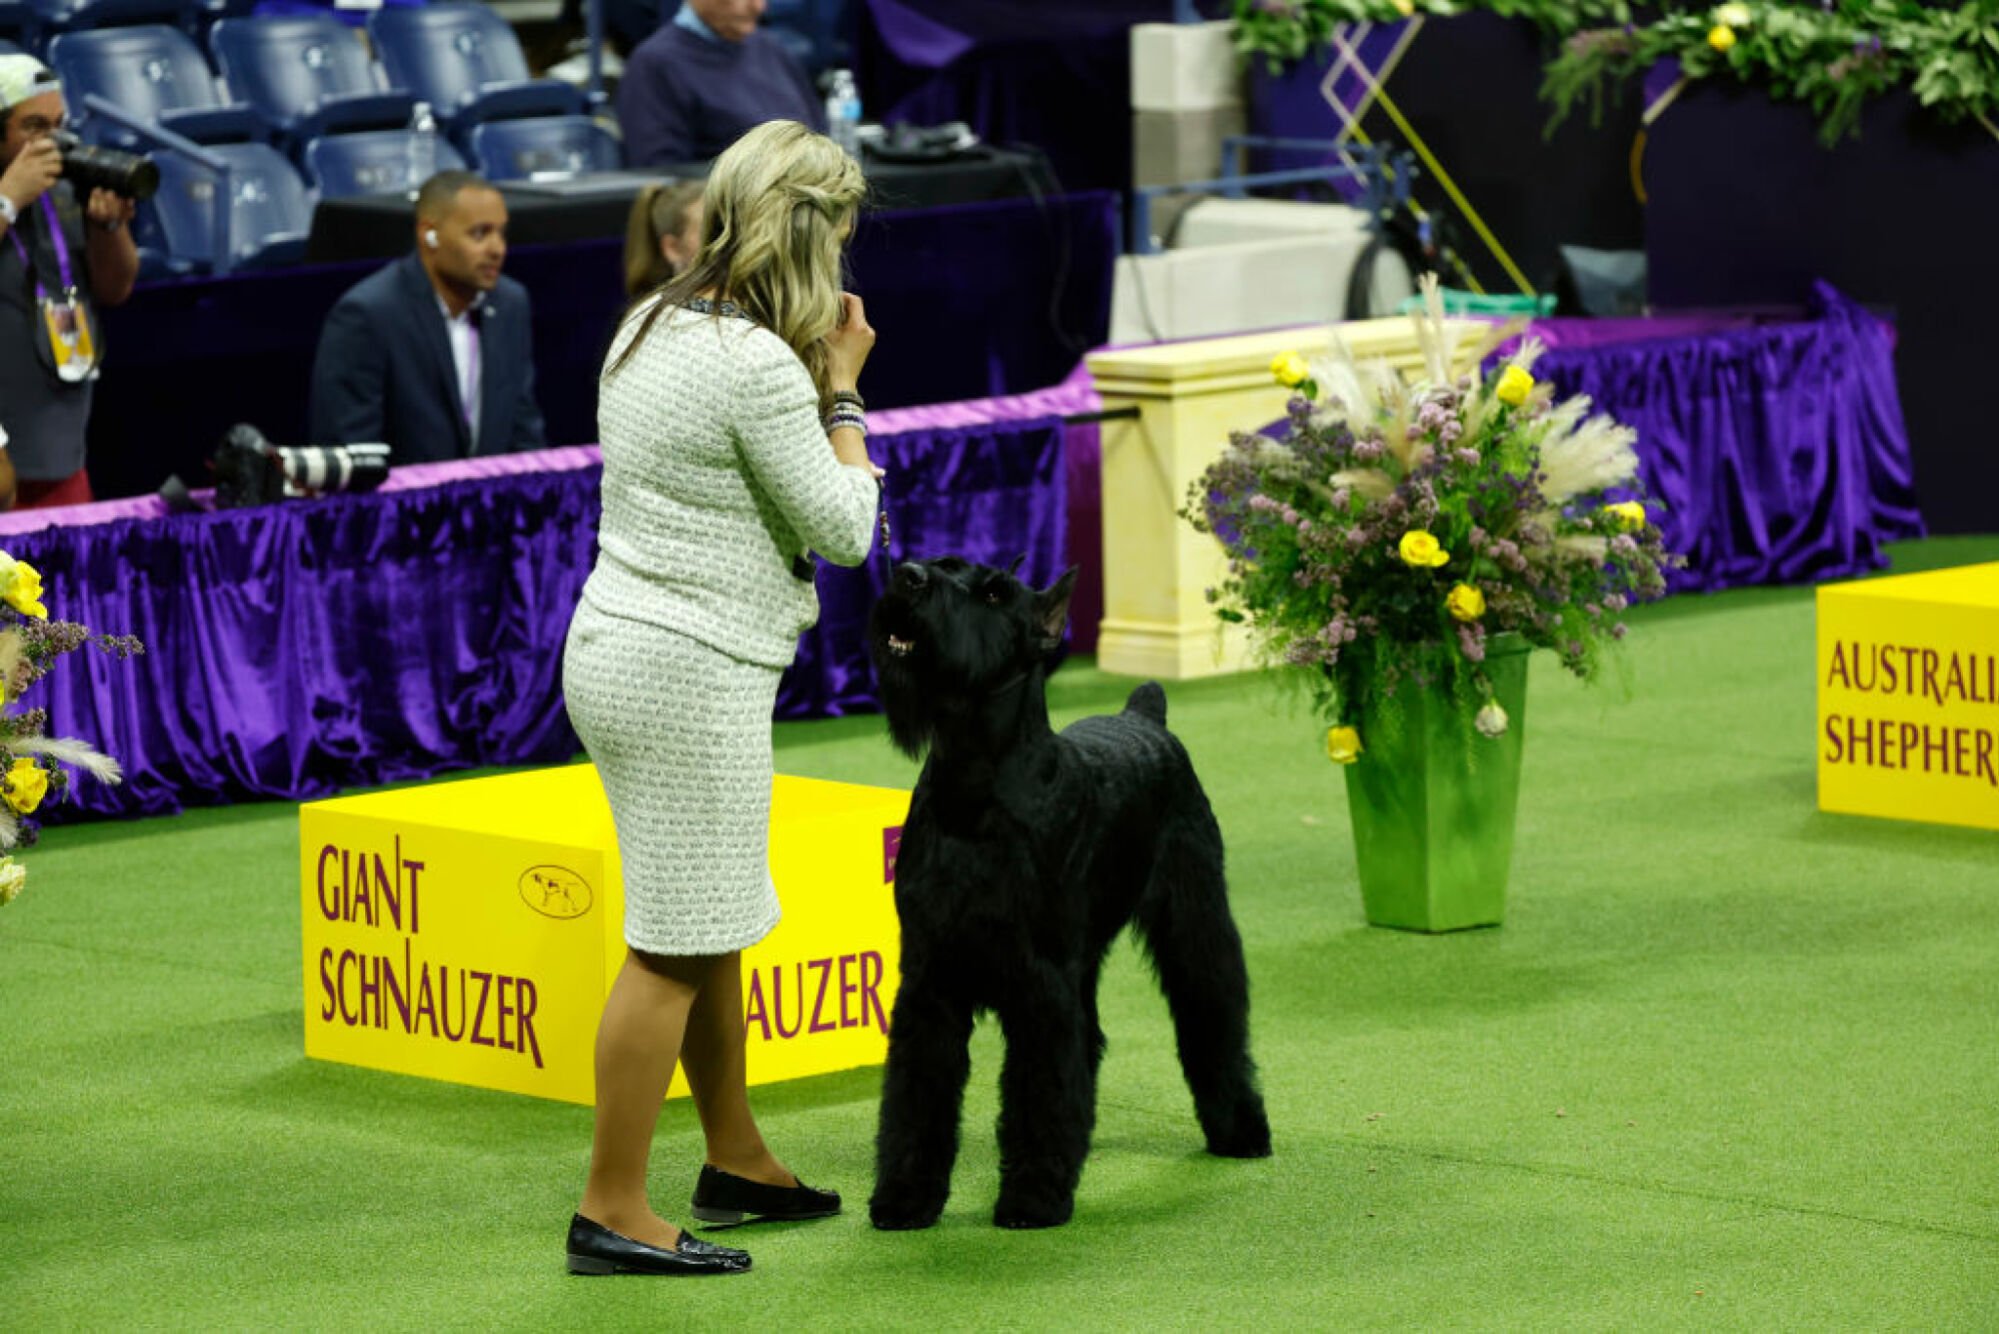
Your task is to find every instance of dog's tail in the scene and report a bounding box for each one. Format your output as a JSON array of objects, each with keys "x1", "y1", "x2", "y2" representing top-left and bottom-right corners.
[{"x1": 1123, "y1": 681, "x2": 1168, "y2": 725}]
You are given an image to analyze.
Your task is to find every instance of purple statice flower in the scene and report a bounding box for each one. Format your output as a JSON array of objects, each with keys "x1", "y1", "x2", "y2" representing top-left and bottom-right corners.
[
  {"x1": 1585, "y1": 603, "x2": 1602, "y2": 619},
  {"x1": 1453, "y1": 447, "x2": 1479, "y2": 468},
  {"x1": 1468, "y1": 526, "x2": 1488, "y2": 548},
  {"x1": 1605, "y1": 593, "x2": 1628, "y2": 612},
  {"x1": 1612, "y1": 623, "x2": 1629, "y2": 639},
  {"x1": 1345, "y1": 528, "x2": 1369, "y2": 550},
  {"x1": 19, "y1": 619, "x2": 92, "y2": 662},
  {"x1": 1352, "y1": 438, "x2": 1385, "y2": 463},
  {"x1": 1611, "y1": 534, "x2": 1639, "y2": 557},
  {"x1": 1457, "y1": 623, "x2": 1486, "y2": 663},
  {"x1": 1248, "y1": 494, "x2": 1281, "y2": 514},
  {"x1": 1331, "y1": 488, "x2": 1351, "y2": 510}
]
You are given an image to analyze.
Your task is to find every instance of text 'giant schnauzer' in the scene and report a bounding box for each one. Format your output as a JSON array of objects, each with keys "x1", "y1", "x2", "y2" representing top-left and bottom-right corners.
[{"x1": 867, "y1": 556, "x2": 1271, "y2": 1230}]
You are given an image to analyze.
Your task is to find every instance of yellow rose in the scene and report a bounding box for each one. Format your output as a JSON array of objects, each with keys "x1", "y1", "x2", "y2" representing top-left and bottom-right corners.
[
  {"x1": 3, "y1": 758, "x2": 48, "y2": 815},
  {"x1": 1604, "y1": 500, "x2": 1647, "y2": 532},
  {"x1": 0, "y1": 856, "x2": 23, "y2": 907},
  {"x1": 1446, "y1": 583, "x2": 1486, "y2": 622},
  {"x1": 1, "y1": 558, "x2": 48, "y2": 620},
  {"x1": 1270, "y1": 351, "x2": 1311, "y2": 388},
  {"x1": 1494, "y1": 365, "x2": 1535, "y2": 407},
  {"x1": 1326, "y1": 726, "x2": 1363, "y2": 765},
  {"x1": 1392, "y1": 0, "x2": 1414, "y2": 13},
  {"x1": 1707, "y1": 23, "x2": 1737, "y2": 51},
  {"x1": 1714, "y1": 2, "x2": 1751, "y2": 26},
  {"x1": 1397, "y1": 530, "x2": 1450, "y2": 569}
]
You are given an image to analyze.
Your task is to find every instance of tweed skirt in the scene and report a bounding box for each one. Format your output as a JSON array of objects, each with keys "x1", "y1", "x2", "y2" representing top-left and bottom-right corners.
[{"x1": 562, "y1": 598, "x2": 783, "y2": 956}]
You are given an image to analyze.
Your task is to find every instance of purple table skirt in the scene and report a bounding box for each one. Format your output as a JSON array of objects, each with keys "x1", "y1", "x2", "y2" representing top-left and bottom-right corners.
[
  {"x1": 1519, "y1": 283, "x2": 1924, "y2": 590},
  {"x1": 14, "y1": 410, "x2": 1074, "y2": 821}
]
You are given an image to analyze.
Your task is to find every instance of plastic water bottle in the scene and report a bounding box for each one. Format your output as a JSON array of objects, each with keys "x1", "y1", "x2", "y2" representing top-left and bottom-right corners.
[
  {"x1": 406, "y1": 101, "x2": 438, "y2": 198},
  {"x1": 825, "y1": 71, "x2": 862, "y2": 159}
]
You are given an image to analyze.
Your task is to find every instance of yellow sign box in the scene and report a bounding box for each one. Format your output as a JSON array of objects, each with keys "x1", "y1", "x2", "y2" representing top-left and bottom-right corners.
[
  {"x1": 1817, "y1": 562, "x2": 1999, "y2": 831},
  {"x1": 300, "y1": 766, "x2": 908, "y2": 1104}
]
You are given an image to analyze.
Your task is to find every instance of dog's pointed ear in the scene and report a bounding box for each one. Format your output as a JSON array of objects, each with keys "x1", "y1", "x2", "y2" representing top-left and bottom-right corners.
[
  {"x1": 1034, "y1": 566, "x2": 1079, "y2": 651},
  {"x1": 1006, "y1": 553, "x2": 1027, "y2": 576}
]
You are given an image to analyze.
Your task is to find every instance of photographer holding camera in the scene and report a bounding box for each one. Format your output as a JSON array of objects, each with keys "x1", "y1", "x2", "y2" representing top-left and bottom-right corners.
[{"x1": 0, "y1": 55, "x2": 138, "y2": 510}]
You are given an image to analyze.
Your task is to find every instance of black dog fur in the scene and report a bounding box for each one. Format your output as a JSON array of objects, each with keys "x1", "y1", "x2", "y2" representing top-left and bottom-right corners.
[{"x1": 866, "y1": 557, "x2": 1271, "y2": 1231}]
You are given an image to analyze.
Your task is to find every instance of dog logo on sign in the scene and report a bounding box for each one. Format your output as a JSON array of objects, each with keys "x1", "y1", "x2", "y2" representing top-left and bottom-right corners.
[{"x1": 518, "y1": 865, "x2": 593, "y2": 920}]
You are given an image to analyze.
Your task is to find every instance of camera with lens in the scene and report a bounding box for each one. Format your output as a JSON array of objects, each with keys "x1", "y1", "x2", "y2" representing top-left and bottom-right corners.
[
  {"x1": 49, "y1": 129, "x2": 159, "y2": 202},
  {"x1": 212, "y1": 424, "x2": 391, "y2": 509}
]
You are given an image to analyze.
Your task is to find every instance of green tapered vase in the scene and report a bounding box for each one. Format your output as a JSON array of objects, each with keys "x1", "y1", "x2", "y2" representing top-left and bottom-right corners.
[{"x1": 1341, "y1": 637, "x2": 1530, "y2": 932}]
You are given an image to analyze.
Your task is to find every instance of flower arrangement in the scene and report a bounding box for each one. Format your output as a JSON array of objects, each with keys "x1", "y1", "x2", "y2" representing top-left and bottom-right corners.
[
  {"x1": 1181, "y1": 276, "x2": 1675, "y2": 758},
  {"x1": 1233, "y1": 0, "x2": 1999, "y2": 147},
  {"x1": 1543, "y1": 1, "x2": 1999, "y2": 147},
  {"x1": 0, "y1": 550, "x2": 142, "y2": 908}
]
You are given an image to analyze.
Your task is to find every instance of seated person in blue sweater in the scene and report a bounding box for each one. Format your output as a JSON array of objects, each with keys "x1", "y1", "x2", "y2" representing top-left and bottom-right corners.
[
  {"x1": 618, "y1": 0, "x2": 827, "y2": 166},
  {"x1": 309, "y1": 171, "x2": 547, "y2": 462}
]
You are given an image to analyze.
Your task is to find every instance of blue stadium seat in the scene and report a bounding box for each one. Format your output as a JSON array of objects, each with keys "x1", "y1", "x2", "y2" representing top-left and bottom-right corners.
[
  {"x1": 210, "y1": 15, "x2": 412, "y2": 142},
  {"x1": 302, "y1": 128, "x2": 466, "y2": 197},
  {"x1": 0, "y1": 32, "x2": 28, "y2": 54},
  {"x1": 149, "y1": 140, "x2": 309, "y2": 271},
  {"x1": 48, "y1": 25, "x2": 266, "y2": 151},
  {"x1": 366, "y1": 3, "x2": 585, "y2": 139},
  {"x1": 467, "y1": 115, "x2": 620, "y2": 181}
]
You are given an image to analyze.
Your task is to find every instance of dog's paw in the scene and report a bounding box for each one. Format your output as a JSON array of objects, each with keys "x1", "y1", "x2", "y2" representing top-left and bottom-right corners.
[
  {"x1": 992, "y1": 1193, "x2": 1074, "y2": 1230},
  {"x1": 869, "y1": 1189, "x2": 945, "y2": 1231},
  {"x1": 1204, "y1": 1109, "x2": 1273, "y2": 1159}
]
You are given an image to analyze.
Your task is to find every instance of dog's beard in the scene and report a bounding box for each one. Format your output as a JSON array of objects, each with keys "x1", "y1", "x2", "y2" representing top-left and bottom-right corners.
[{"x1": 873, "y1": 655, "x2": 935, "y2": 759}]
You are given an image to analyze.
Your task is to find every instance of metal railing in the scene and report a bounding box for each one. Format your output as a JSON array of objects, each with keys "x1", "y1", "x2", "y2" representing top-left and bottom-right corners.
[
  {"x1": 82, "y1": 94, "x2": 237, "y2": 275},
  {"x1": 1127, "y1": 140, "x2": 1416, "y2": 255}
]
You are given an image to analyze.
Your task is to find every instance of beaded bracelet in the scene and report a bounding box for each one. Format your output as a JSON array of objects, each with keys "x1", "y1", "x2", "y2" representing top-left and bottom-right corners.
[
  {"x1": 831, "y1": 389, "x2": 866, "y2": 413},
  {"x1": 826, "y1": 409, "x2": 868, "y2": 437}
]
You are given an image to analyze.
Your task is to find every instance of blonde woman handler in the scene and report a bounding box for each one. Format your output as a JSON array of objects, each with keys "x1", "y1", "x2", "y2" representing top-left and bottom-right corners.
[{"x1": 562, "y1": 121, "x2": 881, "y2": 1277}]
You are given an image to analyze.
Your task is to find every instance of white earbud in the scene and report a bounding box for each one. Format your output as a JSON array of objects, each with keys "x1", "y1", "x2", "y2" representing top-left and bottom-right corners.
[{"x1": 425, "y1": 228, "x2": 440, "y2": 249}]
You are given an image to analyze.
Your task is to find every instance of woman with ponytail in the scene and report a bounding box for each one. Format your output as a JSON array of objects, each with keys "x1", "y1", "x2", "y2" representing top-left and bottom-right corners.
[{"x1": 561, "y1": 120, "x2": 880, "y2": 1278}]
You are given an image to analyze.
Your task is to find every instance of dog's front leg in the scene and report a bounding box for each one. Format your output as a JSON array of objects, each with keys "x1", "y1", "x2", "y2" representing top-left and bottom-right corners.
[
  {"x1": 992, "y1": 966, "x2": 1092, "y2": 1229},
  {"x1": 869, "y1": 976, "x2": 974, "y2": 1231}
]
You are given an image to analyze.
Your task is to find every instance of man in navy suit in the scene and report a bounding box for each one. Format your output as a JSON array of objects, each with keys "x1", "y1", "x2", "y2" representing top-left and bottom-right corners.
[{"x1": 309, "y1": 171, "x2": 546, "y2": 462}]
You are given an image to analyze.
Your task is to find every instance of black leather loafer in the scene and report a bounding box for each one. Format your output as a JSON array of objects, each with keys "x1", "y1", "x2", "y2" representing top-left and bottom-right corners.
[
  {"x1": 565, "y1": 1214, "x2": 751, "y2": 1275},
  {"x1": 689, "y1": 1165, "x2": 842, "y2": 1228}
]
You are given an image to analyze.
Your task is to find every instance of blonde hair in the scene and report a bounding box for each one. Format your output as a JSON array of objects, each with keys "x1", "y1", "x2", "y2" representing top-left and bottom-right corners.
[
  {"x1": 622, "y1": 178, "x2": 706, "y2": 299},
  {"x1": 607, "y1": 120, "x2": 867, "y2": 412}
]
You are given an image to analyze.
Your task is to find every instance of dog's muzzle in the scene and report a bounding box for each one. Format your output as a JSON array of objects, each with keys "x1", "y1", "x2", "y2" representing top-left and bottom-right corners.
[{"x1": 885, "y1": 634, "x2": 914, "y2": 657}]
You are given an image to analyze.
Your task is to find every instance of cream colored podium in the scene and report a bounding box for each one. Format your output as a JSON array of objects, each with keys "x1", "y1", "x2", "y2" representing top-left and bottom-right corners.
[{"x1": 1086, "y1": 319, "x2": 1478, "y2": 679}]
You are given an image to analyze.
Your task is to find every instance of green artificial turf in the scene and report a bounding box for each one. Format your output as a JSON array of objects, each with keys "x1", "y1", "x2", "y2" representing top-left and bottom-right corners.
[{"x1": 3, "y1": 538, "x2": 1997, "y2": 1329}]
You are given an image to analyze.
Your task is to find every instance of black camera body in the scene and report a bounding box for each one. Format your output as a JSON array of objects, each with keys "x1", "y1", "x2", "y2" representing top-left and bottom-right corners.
[{"x1": 50, "y1": 130, "x2": 159, "y2": 202}]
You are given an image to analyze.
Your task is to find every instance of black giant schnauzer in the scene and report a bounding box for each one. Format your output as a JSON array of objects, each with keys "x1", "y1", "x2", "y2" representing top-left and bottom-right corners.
[{"x1": 867, "y1": 556, "x2": 1271, "y2": 1230}]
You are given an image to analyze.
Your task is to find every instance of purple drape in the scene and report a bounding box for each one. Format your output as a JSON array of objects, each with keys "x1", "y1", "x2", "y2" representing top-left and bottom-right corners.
[
  {"x1": 17, "y1": 418, "x2": 1067, "y2": 822},
  {"x1": 1530, "y1": 283, "x2": 1925, "y2": 591}
]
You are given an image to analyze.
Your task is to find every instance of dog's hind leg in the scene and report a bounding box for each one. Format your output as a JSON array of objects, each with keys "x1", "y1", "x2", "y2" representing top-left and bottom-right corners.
[
  {"x1": 869, "y1": 978, "x2": 974, "y2": 1230},
  {"x1": 1134, "y1": 832, "x2": 1273, "y2": 1159},
  {"x1": 992, "y1": 964, "x2": 1094, "y2": 1228}
]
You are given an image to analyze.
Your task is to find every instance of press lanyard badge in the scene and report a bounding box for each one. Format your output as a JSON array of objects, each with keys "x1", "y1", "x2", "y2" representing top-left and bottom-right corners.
[
  {"x1": 8, "y1": 196, "x2": 98, "y2": 383},
  {"x1": 41, "y1": 289, "x2": 97, "y2": 382}
]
